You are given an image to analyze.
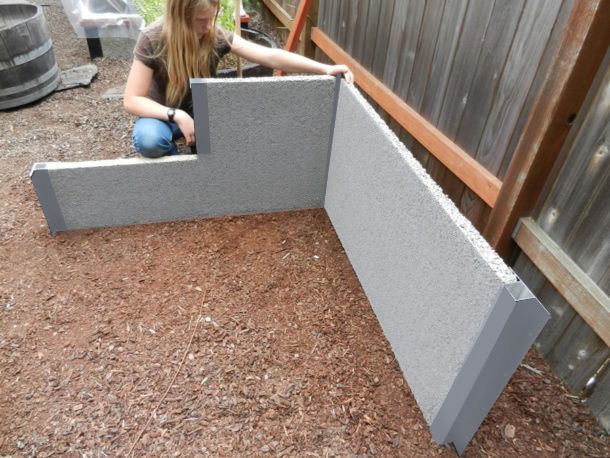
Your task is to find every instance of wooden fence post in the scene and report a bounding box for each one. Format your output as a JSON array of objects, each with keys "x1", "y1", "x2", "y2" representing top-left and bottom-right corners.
[
  {"x1": 483, "y1": 0, "x2": 610, "y2": 258},
  {"x1": 275, "y1": 0, "x2": 312, "y2": 76}
]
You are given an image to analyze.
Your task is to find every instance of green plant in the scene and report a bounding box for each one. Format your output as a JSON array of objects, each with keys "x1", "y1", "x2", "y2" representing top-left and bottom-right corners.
[
  {"x1": 132, "y1": 0, "x2": 244, "y2": 29},
  {"x1": 217, "y1": 0, "x2": 235, "y2": 32},
  {"x1": 132, "y1": 0, "x2": 164, "y2": 25}
]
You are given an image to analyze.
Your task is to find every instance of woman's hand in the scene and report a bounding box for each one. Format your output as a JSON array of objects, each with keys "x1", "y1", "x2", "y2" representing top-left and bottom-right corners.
[
  {"x1": 175, "y1": 109, "x2": 196, "y2": 145},
  {"x1": 326, "y1": 64, "x2": 354, "y2": 84}
]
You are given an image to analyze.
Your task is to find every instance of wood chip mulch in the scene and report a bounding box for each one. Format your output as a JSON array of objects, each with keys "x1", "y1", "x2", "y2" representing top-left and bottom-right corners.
[{"x1": 0, "y1": 1, "x2": 607, "y2": 456}]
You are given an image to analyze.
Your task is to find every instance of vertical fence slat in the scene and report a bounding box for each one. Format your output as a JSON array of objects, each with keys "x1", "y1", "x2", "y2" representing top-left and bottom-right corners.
[
  {"x1": 344, "y1": 0, "x2": 359, "y2": 55},
  {"x1": 412, "y1": 0, "x2": 468, "y2": 169},
  {"x1": 361, "y1": 0, "x2": 381, "y2": 70},
  {"x1": 426, "y1": 1, "x2": 495, "y2": 190},
  {"x1": 353, "y1": 0, "x2": 370, "y2": 63},
  {"x1": 438, "y1": 0, "x2": 525, "y2": 209},
  {"x1": 460, "y1": 0, "x2": 563, "y2": 228},
  {"x1": 370, "y1": 0, "x2": 396, "y2": 80}
]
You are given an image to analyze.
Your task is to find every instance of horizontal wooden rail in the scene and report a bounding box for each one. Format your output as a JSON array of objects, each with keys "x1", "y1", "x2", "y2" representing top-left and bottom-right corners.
[
  {"x1": 311, "y1": 27, "x2": 502, "y2": 208},
  {"x1": 514, "y1": 217, "x2": 610, "y2": 346},
  {"x1": 261, "y1": 0, "x2": 293, "y2": 29}
]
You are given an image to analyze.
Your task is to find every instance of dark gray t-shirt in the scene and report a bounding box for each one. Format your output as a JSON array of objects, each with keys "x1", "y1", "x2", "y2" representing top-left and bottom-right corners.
[{"x1": 133, "y1": 21, "x2": 233, "y2": 111}]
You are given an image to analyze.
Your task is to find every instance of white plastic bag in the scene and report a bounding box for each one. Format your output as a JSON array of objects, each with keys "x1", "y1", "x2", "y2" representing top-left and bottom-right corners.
[{"x1": 61, "y1": 0, "x2": 145, "y2": 38}]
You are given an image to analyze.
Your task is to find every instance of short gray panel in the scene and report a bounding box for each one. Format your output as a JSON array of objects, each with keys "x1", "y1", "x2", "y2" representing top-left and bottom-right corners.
[
  {"x1": 30, "y1": 165, "x2": 66, "y2": 235},
  {"x1": 31, "y1": 77, "x2": 336, "y2": 232},
  {"x1": 324, "y1": 81, "x2": 517, "y2": 424},
  {"x1": 430, "y1": 282, "x2": 550, "y2": 454},
  {"x1": 191, "y1": 80, "x2": 211, "y2": 155},
  {"x1": 322, "y1": 74, "x2": 342, "y2": 204}
]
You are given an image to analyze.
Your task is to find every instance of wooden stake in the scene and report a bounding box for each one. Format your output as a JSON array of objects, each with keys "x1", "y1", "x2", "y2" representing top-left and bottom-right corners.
[
  {"x1": 275, "y1": 0, "x2": 312, "y2": 76},
  {"x1": 235, "y1": 0, "x2": 242, "y2": 77}
]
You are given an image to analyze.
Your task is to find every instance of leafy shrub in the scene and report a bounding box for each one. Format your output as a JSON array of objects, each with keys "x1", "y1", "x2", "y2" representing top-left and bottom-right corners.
[
  {"x1": 132, "y1": 0, "x2": 164, "y2": 25},
  {"x1": 132, "y1": 0, "x2": 260, "y2": 29}
]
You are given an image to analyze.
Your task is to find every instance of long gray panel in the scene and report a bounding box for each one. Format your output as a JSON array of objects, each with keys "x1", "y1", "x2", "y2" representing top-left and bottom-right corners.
[
  {"x1": 324, "y1": 81, "x2": 517, "y2": 424},
  {"x1": 31, "y1": 76, "x2": 336, "y2": 232}
]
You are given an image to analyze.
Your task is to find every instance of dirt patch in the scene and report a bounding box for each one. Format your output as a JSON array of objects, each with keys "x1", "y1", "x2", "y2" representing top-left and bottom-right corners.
[{"x1": 0, "y1": 1, "x2": 607, "y2": 456}]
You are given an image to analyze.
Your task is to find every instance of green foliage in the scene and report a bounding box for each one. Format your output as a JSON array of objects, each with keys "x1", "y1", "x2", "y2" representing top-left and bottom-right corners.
[
  {"x1": 132, "y1": 0, "x2": 253, "y2": 30},
  {"x1": 217, "y1": 0, "x2": 235, "y2": 32},
  {"x1": 132, "y1": 0, "x2": 164, "y2": 25}
]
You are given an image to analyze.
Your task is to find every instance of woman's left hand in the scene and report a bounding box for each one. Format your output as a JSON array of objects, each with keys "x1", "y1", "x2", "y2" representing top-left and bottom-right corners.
[{"x1": 326, "y1": 64, "x2": 354, "y2": 84}]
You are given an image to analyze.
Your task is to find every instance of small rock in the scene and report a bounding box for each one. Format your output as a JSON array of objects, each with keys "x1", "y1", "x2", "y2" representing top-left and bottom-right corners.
[
  {"x1": 260, "y1": 444, "x2": 270, "y2": 453},
  {"x1": 73, "y1": 404, "x2": 83, "y2": 412},
  {"x1": 504, "y1": 424, "x2": 516, "y2": 439},
  {"x1": 56, "y1": 64, "x2": 98, "y2": 92},
  {"x1": 17, "y1": 440, "x2": 26, "y2": 449},
  {"x1": 102, "y1": 86, "x2": 125, "y2": 100}
]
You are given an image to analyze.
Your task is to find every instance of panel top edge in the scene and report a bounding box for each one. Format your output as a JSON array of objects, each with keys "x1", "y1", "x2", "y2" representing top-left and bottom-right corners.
[{"x1": 190, "y1": 75, "x2": 336, "y2": 85}]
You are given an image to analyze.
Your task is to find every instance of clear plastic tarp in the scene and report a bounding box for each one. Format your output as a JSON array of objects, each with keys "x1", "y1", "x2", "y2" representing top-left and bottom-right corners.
[{"x1": 61, "y1": 0, "x2": 145, "y2": 39}]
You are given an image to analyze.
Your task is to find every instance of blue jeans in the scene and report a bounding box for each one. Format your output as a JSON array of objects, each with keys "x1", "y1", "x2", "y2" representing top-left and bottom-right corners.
[{"x1": 132, "y1": 117, "x2": 185, "y2": 158}]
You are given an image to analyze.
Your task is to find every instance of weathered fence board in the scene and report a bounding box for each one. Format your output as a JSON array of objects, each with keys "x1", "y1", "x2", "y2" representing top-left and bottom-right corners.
[
  {"x1": 460, "y1": 0, "x2": 563, "y2": 228},
  {"x1": 315, "y1": 0, "x2": 565, "y2": 230},
  {"x1": 385, "y1": 0, "x2": 426, "y2": 140},
  {"x1": 426, "y1": 0, "x2": 496, "y2": 187},
  {"x1": 439, "y1": 0, "x2": 525, "y2": 206},
  {"x1": 408, "y1": 1, "x2": 468, "y2": 167},
  {"x1": 513, "y1": 48, "x2": 609, "y2": 426},
  {"x1": 380, "y1": 0, "x2": 410, "y2": 92},
  {"x1": 371, "y1": 0, "x2": 395, "y2": 81},
  {"x1": 402, "y1": 0, "x2": 446, "y2": 157}
]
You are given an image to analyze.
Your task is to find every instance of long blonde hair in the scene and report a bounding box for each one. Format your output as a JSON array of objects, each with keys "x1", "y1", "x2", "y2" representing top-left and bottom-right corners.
[{"x1": 161, "y1": 0, "x2": 220, "y2": 106}]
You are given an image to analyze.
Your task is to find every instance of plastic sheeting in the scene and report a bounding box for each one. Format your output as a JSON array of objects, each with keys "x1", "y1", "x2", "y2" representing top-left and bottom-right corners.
[{"x1": 61, "y1": 0, "x2": 145, "y2": 38}]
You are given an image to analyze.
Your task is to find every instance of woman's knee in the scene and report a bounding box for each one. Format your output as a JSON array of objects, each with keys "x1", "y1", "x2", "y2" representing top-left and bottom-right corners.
[
  {"x1": 132, "y1": 118, "x2": 176, "y2": 158},
  {"x1": 137, "y1": 138, "x2": 172, "y2": 158}
]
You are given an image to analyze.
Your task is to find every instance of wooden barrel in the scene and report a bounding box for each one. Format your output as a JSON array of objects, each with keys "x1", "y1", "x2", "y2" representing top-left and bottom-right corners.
[{"x1": 0, "y1": 1, "x2": 60, "y2": 110}]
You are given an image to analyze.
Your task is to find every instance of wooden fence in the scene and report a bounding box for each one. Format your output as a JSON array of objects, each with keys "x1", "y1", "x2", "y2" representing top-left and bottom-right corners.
[
  {"x1": 513, "y1": 52, "x2": 610, "y2": 430},
  {"x1": 315, "y1": 0, "x2": 572, "y2": 233},
  {"x1": 259, "y1": 0, "x2": 610, "y2": 431}
]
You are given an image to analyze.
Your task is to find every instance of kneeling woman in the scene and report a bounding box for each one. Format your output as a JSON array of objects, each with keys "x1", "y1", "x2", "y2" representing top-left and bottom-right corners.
[{"x1": 124, "y1": 0, "x2": 353, "y2": 158}]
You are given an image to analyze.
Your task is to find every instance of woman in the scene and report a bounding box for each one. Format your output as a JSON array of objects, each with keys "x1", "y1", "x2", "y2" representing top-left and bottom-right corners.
[{"x1": 124, "y1": 0, "x2": 354, "y2": 158}]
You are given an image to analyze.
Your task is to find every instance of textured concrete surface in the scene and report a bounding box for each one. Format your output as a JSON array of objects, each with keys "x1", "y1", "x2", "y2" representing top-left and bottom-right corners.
[
  {"x1": 31, "y1": 76, "x2": 336, "y2": 232},
  {"x1": 324, "y1": 81, "x2": 517, "y2": 425}
]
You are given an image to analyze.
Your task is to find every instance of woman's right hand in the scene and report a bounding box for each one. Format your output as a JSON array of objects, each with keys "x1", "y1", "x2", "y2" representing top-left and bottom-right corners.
[{"x1": 175, "y1": 109, "x2": 196, "y2": 145}]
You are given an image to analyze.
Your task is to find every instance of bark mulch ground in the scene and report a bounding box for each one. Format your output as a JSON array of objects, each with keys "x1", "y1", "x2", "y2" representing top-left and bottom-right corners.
[{"x1": 0, "y1": 1, "x2": 607, "y2": 456}]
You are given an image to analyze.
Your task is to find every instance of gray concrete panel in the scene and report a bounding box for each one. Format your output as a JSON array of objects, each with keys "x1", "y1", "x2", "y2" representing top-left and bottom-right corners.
[
  {"x1": 30, "y1": 164, "x2": 66, "y2": 235},
  {"x1": 324, "y1": 81, "x2": 518, "y2": 424},
  {"x1": 191, "y1": 80, "x2": 211, "y2": 155},
  {"x1": 31, "y1": 76, "x2": 336, "y2": 232},
  {"x1": 430, "y1": 282, "x2": 550, "y2": 454},
  {"x1": 322, "y1": 75, "x2": 342, "y2": 204}
]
